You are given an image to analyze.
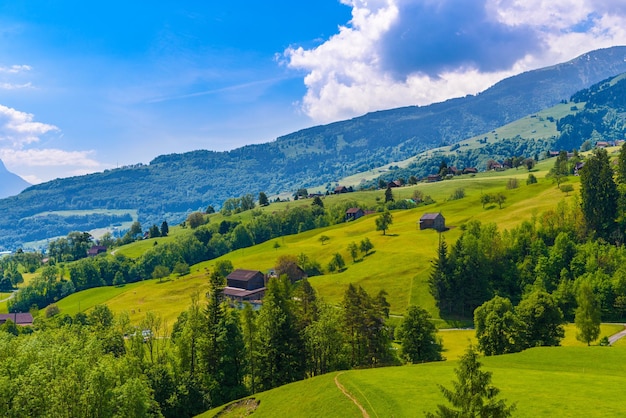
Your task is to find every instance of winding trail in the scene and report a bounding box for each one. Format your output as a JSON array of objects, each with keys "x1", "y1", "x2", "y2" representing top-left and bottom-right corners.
[
  {"x1": 608, "y1": 324, "x2": 626, "y2": 345},
  {"x1": 0, "y1": 292, "x2": 15, "y2": 303},
  {"x1": 334, "y1": 372, "x2": 370, "y2": 418}
]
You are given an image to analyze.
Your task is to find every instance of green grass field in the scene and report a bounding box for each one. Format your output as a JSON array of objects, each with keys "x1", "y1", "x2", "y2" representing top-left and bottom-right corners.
[
  {"x1": 36, "y1": 158, "x2": 582, "y2": 331},
  {"x1": 200, "y1": 346, "x2": 626, "y2": 418}
]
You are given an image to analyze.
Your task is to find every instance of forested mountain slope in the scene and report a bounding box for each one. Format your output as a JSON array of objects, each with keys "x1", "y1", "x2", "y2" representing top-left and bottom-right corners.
[{"x1": 1, "y1": 46, "x2": 626, "y2": 250}]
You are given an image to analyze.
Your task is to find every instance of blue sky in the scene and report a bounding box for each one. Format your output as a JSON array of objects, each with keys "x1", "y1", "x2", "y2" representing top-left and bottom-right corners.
[{"x1": 1, "y1": 0, "x2": 626, "y2": 184}]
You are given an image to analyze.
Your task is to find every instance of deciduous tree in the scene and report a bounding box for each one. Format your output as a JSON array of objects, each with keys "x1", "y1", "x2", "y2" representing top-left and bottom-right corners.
[
  {"x1": 516, "y1": 290, "x2": 564, "y2": 348},
  {"x1": 474, "y1": 296, "x2": 522, "y2": 356},
  {"x1": 575, "y1": 281, "x2": 601, "y2": 345},
  {"x1": 375, "y1": 210, "x2": 393, "y2": 235},
  {"x1": 398, "y1": 305, "x2": 443, "y2": 363}
]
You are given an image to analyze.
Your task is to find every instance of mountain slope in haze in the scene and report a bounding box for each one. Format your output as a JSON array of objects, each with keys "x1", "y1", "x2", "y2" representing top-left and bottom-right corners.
[
  {"x1": 2, "y1": 46, "x2": 626, "y2": 250},
  {"x1": 0, "y1": 160, "x2": 30, "y2": 199}
]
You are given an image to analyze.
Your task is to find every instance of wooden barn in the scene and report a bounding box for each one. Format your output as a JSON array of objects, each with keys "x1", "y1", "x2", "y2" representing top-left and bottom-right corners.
[
  {"x1": 223, "y1": 269, "x2": 266, "y2": 305},
  {"x1": 419, "y1": 212, "x2": 446, "y2": 231}
]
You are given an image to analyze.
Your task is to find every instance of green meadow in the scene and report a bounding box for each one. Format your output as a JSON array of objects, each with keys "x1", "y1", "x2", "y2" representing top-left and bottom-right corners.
[
  {"x1": 42, "y1": 157, "x2": 581, "y2": 330},
  {"x1": 200, "y1": 346, "x2": 626, "y2": 418}
]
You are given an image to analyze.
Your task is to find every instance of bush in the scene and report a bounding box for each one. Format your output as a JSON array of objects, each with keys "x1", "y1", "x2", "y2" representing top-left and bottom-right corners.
[
  {"x1": 448, "y1": 188, "x2": 465, "y2": 201},
  {"x1": 527, "y1": 173, "x2": 538, "y2": 185},
  {"x1": 45, "y1": 304, "x2": 60, "y2": 318},
  {"x1": 506, "y1": 178, "x2": 519, "y2": 189}
]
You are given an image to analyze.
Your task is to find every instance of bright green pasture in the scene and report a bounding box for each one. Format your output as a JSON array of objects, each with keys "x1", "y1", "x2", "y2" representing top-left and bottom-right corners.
[
  {"x1": 55, "y1": 282, "x2": 144, "y2": 315},
  {"x1": 200, "y1": 346, "x2": 626, "y2": 418},
  {"x1": 52, "y1": 162, "x2": 573, "y2": 327}
]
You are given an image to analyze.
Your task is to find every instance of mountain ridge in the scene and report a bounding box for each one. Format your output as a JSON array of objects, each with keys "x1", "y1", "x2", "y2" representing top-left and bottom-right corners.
[{"x1": 2, "y1": 46, "x2": 626, "y2": 250}]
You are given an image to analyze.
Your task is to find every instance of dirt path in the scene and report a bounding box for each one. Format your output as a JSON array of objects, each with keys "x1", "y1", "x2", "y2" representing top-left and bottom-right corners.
[
  {"x1": 608, "y1": 324, "x2": 626, "y2": 345},
  {"x1": 334, "y1": 372, "x2": 370, "y2": 418},
  {"x1": 0, "y1": 292, "x2": 15, "y2": 303}
]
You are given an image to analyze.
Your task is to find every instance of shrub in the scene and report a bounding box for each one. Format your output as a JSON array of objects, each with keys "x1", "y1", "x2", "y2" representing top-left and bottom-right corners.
[
  {"x1": 448, "y1": 188, "x2": 465, "y2": 201},
  {"x1": 506, "y1": 178, "x2": 519, "y2": 189}
]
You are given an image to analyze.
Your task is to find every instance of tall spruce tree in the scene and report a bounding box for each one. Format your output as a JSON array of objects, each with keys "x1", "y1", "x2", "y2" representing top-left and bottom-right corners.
[
  {"x1": 256, "y1": 276, "x2": 305, "y2": 391},
  {"x1": 426, "y1": 345, "x2": 516, "y2": 418}
]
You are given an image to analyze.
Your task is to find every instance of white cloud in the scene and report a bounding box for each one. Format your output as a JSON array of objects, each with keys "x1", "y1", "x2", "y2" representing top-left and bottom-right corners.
[
  {"x1": 0, "y1": 82, "x2": 32, "y2": 90},
  {"x1": 285, "y1": 0, "x2": 626, "y2": 124},
  {"x1": 0, "y1": 148, "x2": 105, "y2": 184},
  {"x1": 0, "y1": 64, "x2": 31, "y2": 74},
  {"x1": 0, "y1": 105, "x2": 59, "y2": 147},
  {"x1": 0, "y1": 104, "x2": 107, "y2": 183}
]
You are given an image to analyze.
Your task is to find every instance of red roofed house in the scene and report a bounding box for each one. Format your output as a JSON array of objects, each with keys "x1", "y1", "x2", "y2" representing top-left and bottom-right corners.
[
  {"x1": 223, "y1": 269, "x2": 266, "y2": 305},
  {"x1": 419, "y1": 213, "x2": 446, "y2": 232}
]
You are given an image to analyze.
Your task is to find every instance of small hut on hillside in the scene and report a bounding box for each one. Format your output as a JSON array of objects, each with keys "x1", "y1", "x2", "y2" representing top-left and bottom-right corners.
[{"x1": 419, "y1": 212, "x2": 446, "y2": 232}]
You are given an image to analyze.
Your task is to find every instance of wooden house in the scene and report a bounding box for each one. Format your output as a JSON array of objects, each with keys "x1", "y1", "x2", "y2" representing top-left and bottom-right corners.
[
  {"x1": 419, "y1": 212, "x2": 446, "y2": 231},
  {"x1": 0, "y1": 312, "x2": 33, "y2": 326},
  {"x1": 345, "y1": 207, "x2": 365, "y2": 222},
  {"x1": 223, "y1": 269, "x2": 266, "y2": 304}
]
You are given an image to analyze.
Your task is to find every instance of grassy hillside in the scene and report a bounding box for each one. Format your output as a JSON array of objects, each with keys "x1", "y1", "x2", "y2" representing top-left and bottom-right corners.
[
  {"x1": 50, "y1": 158, "x2": 578, "y2": 329},
  {"x1": 200, "y1": 346, "x2": 626, "y2": 418}
]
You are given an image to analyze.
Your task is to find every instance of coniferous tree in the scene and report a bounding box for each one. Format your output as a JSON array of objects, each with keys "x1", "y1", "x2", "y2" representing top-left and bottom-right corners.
[
  {"x1": 384, "y1": 186, "x2": 394, "y2": 203},
  {"x1": 256, "y1": 276, "x2": 305, "y2": 391},
  {"x1": 342, "y1": 284, "x2": 392, "y2": 367},
  {"x1": 426, "y1": 345, "x2": 516, "y2": 418},
  {"x1": 160, "y1": 221, "x2": 169, "y2": 237},
  {"x1": 429, "y1": 235, "x2": 451, "y2": 314},
  {"x1": 617, "y1": 142, "x2": 626, "y2": 184}
]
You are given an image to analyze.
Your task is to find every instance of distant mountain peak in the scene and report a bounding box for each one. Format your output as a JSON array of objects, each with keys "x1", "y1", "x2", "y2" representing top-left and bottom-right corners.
[{"x1": 0, "y1": 160, "x2": 30, "y2": 199}]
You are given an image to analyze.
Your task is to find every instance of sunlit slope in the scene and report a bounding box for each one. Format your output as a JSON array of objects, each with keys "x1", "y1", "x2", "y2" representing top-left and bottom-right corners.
[
  {"x1": 199, "y1": 346, "x2": 626, "y2": 418},
  {"x1": 57, "y1": 160, "x2": 578, "y2": 326}
]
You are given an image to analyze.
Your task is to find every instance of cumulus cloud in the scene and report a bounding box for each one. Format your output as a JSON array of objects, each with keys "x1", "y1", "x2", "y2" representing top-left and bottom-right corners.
[
  {"x1": 0, "y1": 105, "x2": 59, "y2": 147},
  {"x1": 0, "y1": 104, "x2": 106, "y2": 183},
  {"x1": 284, "y1": 0, "x2": 626, "y2": 123}
]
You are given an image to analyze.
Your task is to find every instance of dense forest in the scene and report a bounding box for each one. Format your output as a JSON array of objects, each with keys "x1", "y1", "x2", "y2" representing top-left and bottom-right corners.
[{"x1": 430, "y1": 147, "x2": 626, "y2": 325}]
